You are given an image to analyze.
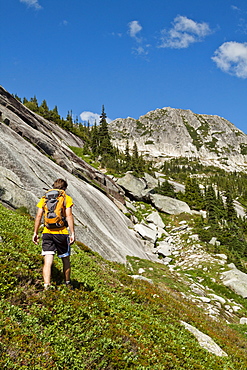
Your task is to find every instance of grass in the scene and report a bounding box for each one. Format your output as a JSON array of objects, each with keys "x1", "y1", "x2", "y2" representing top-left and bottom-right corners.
[
  {"x1": 1, "y1": 203, "x2": 247, "y2": 369},
  {"x1": 69, "y1": 146, "x2": 100, "y2": 169}
]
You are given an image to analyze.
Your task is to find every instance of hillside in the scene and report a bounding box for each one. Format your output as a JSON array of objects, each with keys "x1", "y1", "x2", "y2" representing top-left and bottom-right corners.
[
  {"x1": 1, "y1": 203, "x2": 247, "y2": 369},
  {"x1": 2, "y1": 86, "x2": 247, "y2": 367},
  {"x1": 109, "y1": 107, "x2": 247, "y2": 172},
  {"x1": 0, "y1": 86, "x2": 152, "y2": 263}
]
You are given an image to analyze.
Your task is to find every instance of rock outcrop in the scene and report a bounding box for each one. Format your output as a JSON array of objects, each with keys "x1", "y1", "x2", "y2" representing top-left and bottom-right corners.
[
  {"x1": 109, "y1": 107, "x2": 247, "y2": 171},
  {"x1": 117, "y1": 173, "x2": 147, "y2": 200},
  {"x1": 0, "y1": 86, "x2": 124, "y2": 203},
  {"x1": 221, "y1": 264, "x2": 247, "y2": 298},
  {"x1": 149, "y1": 194, "x2": 191, "y2": 215},
  {"x1": 0, "y1": 86, "x2": 154, "y2": 263},
  {"x1": 181, "y1": 321, "x2": 228, "y2": 357}
]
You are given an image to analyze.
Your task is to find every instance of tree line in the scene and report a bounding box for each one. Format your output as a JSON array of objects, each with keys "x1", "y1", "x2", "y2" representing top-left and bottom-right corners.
[{"x1": 14, "y1": 94, "x2": 153, "y2": 177}]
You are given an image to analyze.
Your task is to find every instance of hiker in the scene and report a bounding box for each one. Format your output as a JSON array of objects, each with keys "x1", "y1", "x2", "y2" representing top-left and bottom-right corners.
[{"x1": 32, "y1": 178, "x2": 75, "y2": 289}]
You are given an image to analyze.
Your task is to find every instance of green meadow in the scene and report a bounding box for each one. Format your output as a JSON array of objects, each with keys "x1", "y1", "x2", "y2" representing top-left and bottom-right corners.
[{"x1": 0, "y1": 203, "x2": 247, "y2": 369}]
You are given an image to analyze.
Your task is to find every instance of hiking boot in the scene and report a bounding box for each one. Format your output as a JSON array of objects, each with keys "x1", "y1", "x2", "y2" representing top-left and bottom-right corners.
[
  {"x1": 64, "y1": 281, "x2": 73, "y2": 290},
  {"x1": 44, "y1": 284, "x2": 55, "y2": 291}
]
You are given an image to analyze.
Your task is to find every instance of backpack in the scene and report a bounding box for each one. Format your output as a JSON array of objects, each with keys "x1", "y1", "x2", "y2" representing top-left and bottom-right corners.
[{"x1": 43, "y1": 189, "x2": 68, "y2": 229}]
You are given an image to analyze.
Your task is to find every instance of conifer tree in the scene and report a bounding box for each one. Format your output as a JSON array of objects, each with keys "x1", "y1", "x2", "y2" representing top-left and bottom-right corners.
[
  {"x1": 39, "y1": 100, "x2": 50, "y2": 120},
  {"x1": 225, "y1": 190, "x2": 237, "y2": 223},
  {"x1": 132, "y1": 142, "x2": 139, "y2": 163},
  {"x1": 155, "y1": 180, "x2": 176, "y2": 198},
  {"x1": 184, "y1": 177, "x2": 203, "y2": 210},
  {"x1": 90, "y1": 121, "x2": 99, "y2": 157},
  {"x1": 24, "y1": 95, "x2": 39, "y2": 112},
  {"x1": 30, "y1": 95, "x2": 38, "y2": 106},
  {"x1": 66, "y1": 110, "x2": 73, "y2": 130},
  {"x1": 50, "y1": 105, "x2": 61, "y2": 124},
  {"x1": 204, "y1": 185, "x2": 231, "y2": 229},
  {"x1": 97, "y1": 105, "x2": 113, "y2": 156},
  {"x1": 125, "y1": 140, "x2": 131, "y2": 163},
  {"x1": 216, "y1": 190, "x2": 226, "y2": 221},
  {"x1": 131, "y1": 141, "x2": 142, "y2": 174}
]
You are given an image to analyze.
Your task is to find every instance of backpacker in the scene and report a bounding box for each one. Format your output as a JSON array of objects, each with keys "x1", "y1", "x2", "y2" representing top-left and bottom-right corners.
[{"x1": 43, "y1": 189, "x2": 68, "y2": 229}]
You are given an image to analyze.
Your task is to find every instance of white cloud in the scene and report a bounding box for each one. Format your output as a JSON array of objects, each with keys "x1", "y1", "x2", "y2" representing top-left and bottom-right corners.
[
  {"x1": 111, "y1": 32, "x2": 122, "y2": 37},
  {"x1": 80, "y1": 111, "x2": 112, "y2": 125},
  {"x1": 133, "y1": 46, "x2": 148, "y2": 56},
  {"x1": 20, "y1": 0, "x2": 42, "y2": 10},
  {"x1": 128, "y1": 21, "x2": 142, "y2": 41},
  {"x1": 127, "y1": 20, "x2": 150, "y2": 56},
  {"x1": 231, "y1": 5, "x2": 241, "y2": 12},
  {"x1": 159, "y1": 15, "x2": 212, "y2": 49},
  {"x1": 212, "y1": 41, "x2": 247, "y2": 78}
]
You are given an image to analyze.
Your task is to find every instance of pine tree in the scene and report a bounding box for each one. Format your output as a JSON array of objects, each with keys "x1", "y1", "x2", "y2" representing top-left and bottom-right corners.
[
  {"x1": 50, "y1": 106, "x2": 61, "y2": 124},
  {"x1": 155, "y1": 180, "x2": 176, "y2": 198},
  {"x1": 39, "y1": 100, "x2": 50, "y2": 120},
  {"x1": 216, "y1": 190, "x2": 226, "y2": 221},
  {"x1": 184, "y1": 177, "x2": 203, "y2": 210},
  {"x1": 90, "y1": 121, "x2": 99, "y2": 157},
  {"x1": 24, "y1": 95, "x2": 39, "y2": 112},
  {"x1": 125, "y1": 140, "x2": 131, "y2": 162},
  {"x1": 225, "y1": 190, "x2": 237, "y2": 223},
  {"x1": 97, "y1": 105, "x2": 113, "y2": 156},
  {"x1": 131, "y1": 142, "x2": 141, "y2": 174},
  {"x1": 66, "y1": 110, "x2": 73, "y2": 130},
  {"x1": 205, "y1": 185, "x2": 218, "y2": 224}
]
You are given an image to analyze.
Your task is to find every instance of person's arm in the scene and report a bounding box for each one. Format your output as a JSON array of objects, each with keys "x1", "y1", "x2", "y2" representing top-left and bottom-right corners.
[
  {"x1": 32, "y1": 208, "x2": 43, "y2": 245},
  {"x1": 66, "y1": 206, "x2": 75, "y2": 245}
]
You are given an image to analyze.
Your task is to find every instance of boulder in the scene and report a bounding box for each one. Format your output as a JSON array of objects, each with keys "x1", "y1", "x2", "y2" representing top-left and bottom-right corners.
[
  {"x1": 130, "y1": 275, "x2": 153, "y2": 284},
  {"x1": 149, "y1": 194, "x2": 190, "y2": 215},
  {"x1": 117, "y1": 173, "x2": 146, "y2": 200},
  {"x1": 134, "y1": 223, "x2": 157, "y2": 243},
  {"x1": 209, "y1": 237, "x2": 220, "y2": 246},
  {"x1": 145, "y1": 211, "x2": 165, "y2": 229},
  {"x1": 181, "y1": 321, "x2": 228, "y2": 357},
  {"x1": 125, "y1": 201, "x2": 137, "y2": 212},
  {"x1": 221, "y1": 266, "x2": 247, "y2": 298},
  {"x1": 143, "y1": 173, "x2": 158, "y2": 189},
  {"x1": 155, "y1": 241, "x2": 173, "y2": 257},
  {"x1": 240, "y1": 318, "x2": 247, "y2": 325},
  {"x1": 208, "y1": 294, "x2": 226, "y2": 305}
]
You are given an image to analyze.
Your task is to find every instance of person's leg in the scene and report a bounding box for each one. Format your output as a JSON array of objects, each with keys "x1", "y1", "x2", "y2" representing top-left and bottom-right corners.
[
  {"x1": 43, "y1": 254, "x2": 54, "y2": 286},
  {"x1": 54, "y1": 234, "x2": 71, "y2": 284},
  {"x1": 62, "y1": 256, "x2": 71, "y2": 283}
]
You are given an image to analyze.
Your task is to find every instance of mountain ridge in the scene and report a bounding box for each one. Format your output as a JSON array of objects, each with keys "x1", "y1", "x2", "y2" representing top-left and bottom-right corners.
[{"x1": 109, "y1": 106, "x2": 247, "y2": 172}]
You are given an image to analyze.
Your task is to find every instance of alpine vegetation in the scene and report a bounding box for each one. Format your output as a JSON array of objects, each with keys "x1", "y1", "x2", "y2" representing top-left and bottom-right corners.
[{"x1": 1, "y1": 86, "x2": 247, "y2": 368}]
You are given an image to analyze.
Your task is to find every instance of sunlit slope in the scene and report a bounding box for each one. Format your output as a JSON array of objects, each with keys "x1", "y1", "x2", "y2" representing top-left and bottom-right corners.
[{"x1": 0, "y1": 203, "x2": 247, "y2": 369}]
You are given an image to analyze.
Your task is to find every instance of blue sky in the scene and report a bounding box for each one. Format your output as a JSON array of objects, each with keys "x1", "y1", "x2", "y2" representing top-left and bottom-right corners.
[{"x1": 1, "y1": 0, "x2": 247, "y2": 132}]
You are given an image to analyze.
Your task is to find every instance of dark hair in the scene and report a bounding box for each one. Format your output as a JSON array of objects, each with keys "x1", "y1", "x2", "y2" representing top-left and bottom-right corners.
[{"x1": 53, "y1": 178, "x2": 68, "y2": 190}]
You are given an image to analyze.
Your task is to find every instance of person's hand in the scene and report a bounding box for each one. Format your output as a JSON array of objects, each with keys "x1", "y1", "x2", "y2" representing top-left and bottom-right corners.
[
  {"x1": 69, "y1": 233, "x2": 75, "y2": 245},
  {"x1": 32, "y1": 233, "x2": 39, "y2": 245}
]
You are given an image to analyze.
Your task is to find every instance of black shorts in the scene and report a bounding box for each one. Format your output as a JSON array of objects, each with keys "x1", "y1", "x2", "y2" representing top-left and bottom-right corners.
[{"x1": 42, "y1": 234, "x2": 70, "y2": 258}]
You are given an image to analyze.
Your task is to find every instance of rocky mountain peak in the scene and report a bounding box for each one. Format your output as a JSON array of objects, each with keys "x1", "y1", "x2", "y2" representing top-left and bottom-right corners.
[{"x1": 109, "y1": 107, "x2": 247, "y2": 172}]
